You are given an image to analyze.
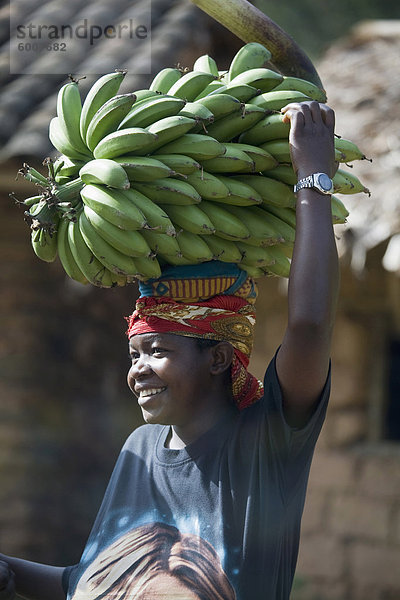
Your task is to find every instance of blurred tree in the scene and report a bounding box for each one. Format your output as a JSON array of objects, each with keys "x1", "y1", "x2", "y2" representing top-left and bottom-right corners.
[{"x1": 253, "y1": 0, "x2": 400, "y2": 57}]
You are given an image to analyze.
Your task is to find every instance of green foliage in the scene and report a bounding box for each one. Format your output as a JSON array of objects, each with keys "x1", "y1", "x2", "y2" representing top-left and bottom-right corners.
[{"x1": 253, "y1": 0, "x2": 400, "y2": 57}]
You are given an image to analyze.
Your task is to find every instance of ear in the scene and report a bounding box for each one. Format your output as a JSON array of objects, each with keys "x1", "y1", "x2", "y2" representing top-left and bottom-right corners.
[{"x1": 209, "y1": 342, "x2": 234, "y2": 376}]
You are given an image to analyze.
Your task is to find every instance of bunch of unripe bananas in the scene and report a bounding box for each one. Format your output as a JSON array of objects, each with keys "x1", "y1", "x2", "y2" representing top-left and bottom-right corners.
[{"x1": 18, "y1": 43, "x2": 370, "y2": 287}]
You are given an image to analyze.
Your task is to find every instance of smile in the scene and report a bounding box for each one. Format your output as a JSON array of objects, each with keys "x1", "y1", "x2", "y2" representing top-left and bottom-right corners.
[{"x1": 138, "y1": 387, "x2": 166, "y2": 399}]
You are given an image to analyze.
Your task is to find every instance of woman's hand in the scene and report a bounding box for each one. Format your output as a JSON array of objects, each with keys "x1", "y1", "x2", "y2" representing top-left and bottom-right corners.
[
  {"x1": 0, "y1": 560, "x2": 15, "y2": 600},
  {"x1": 281, "y1": 101, "x2": 337, "y2": 180}
]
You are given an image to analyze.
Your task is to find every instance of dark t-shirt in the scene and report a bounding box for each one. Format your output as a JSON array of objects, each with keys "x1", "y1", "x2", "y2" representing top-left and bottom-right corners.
[{"x1": 63, "y1": 355, "x2": 330, "y2": 600}]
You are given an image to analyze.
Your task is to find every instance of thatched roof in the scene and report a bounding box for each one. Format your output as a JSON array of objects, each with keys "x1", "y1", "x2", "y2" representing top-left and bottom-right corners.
[{"x1": 318, "y1": 20, "x2": 400, "y2": 274}]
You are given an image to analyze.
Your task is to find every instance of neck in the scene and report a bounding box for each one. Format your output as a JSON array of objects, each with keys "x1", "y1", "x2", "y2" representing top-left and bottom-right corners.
[{"x1": 167, "y1": 401, "x2": 235, "y2": 449}]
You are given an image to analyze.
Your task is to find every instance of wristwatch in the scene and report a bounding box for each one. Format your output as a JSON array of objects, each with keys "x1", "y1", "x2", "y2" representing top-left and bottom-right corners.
[{"x1": 294, "y1": 172, "x2": 333, "y2": 195}]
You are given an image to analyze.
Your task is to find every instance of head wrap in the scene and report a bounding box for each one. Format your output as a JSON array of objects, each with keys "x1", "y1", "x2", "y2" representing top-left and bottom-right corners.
[{"x1": 126, "y1": 262, "x2": 263, "y2": 410}]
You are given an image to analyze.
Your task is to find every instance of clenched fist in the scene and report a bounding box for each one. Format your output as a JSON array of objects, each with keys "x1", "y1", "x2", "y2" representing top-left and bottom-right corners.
[{"x1": 0, "y1": 561, "x2": 15, "y2": 600}]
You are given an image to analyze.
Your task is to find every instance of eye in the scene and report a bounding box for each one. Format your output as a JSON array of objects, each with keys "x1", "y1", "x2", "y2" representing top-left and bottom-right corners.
[
  {"x1": 152, "y1": 347, "x2": 167, "y2": 356},
  {"x1": 129, "y1": 351, "x2": 139, "y2": 362}
]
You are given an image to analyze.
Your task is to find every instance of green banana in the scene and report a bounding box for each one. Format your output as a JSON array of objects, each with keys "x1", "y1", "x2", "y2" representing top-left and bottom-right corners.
[
  {"x1": 163, "y1": 203, "x2": 216, "y2": 235},
  {"x1": 261, "y1": 139, "x2": 343, "y2": 165},
  {"x1": 79, "y1": 209, "x2": 139, "y2": 276},
  {"x1": 203, "y1": 235, "x2": 243, "y2": 263},
  {"x1": 56, "y1": 81, "x2": 90, "y2": 156},
  {"x1": 333, "y1": 168, "x2": 370, "y2": 195},
  {"x1": 236, "y1": 241, "x2": 276, "y2": 267},
  {"x1": 195, "y1": 93, "x2": 242, "y2": 120},
  {"x1": 92, "y1": 128, "x2": 158, "y2": 159},
  {"x1": 67, "y1": 218, "x2": 114, "y2": 287},
  {"x1": 238, "y1": 263, "x2": 266, "y2": 279},
  {"x1": 226, "y1": 205, "x2": 285, "y2": 247},
  {"x1": 261, "y1": 245, "x2": 291, "y2": 277},
  {"x1": 118, "y1": 95, "x2": 186, "y2": 129},
  {"x1": 199, "y1": 201, "x2": 250, "y2": 240},
  {"x1": 168, "y1": 71, "x2": 216, "y2": 101},
  {"x1": 248, "y1": 90, "x2": 311, "y2": 111},
  {"x1": 185, "y1": 170, "x2": 230, "y2": 199},
  {"x1": 153, "y1": 133, "x2": 225, "y2": 161},
  {"x1": 228, "y1": 43, "x2": 272, "y2": 82},
  {"x1": 130, "y1": 178, "x2": 201, "y2": 205},
  {"x1": 228, "y1": 68, "x2": 283, "y2": 93},
  {"x1": 56, "y1": 217, "x2": 88, "y2": 284},
  {"x1": 140, "y1": 229, "x2": 181, "y2": 257},
  {"x1": 219, "y1": 83, "x2": 260, "y2": 103},
  {"x1": 49, "y1": 117, "x2": 92, "y2": 161},
  {"x1": 79, "y1": 159, "x2": 130, "y2": 189},
  {"x1": 80, "y1": 70, "x2": 126, "y2": 141},
  {"x1": 113, "y1": 156, "x2": 174, "y2": 181},
  {"x1": 238, "y1": 112, "x2": 290, "y2": 145},
  {"x1": 31, "y1": 226, "x2": 58, "y2": 263},
  {"x1": 149, "y1": 68, "x2": 182, "y2": 94},
  {"x1": 23, "y1": 195, "x2": 43, "y2": 208},
  {"x1": 224, "y1": 142, "x2": 277, "y2": 172},
  {"x1": 199, "y1": 144, "x2": 255, "y2": 174},
  {"x1": 260, "y1": 204, "x2": 296, "y2": 229},
  {"x1": 205, "y1": 104, "x2": 266, "y2": 142},
  {"x1": 194, "y1": 80, "x2": 227, "y2": 100},
  {"x1": 157, "y1": 253, "x2": 193, "y2": 267},
  {"x1": 144, "y1": 115, "x2": 197, "y2": 152},
  {"x1": 153, "y1": 154, "x2": 201, "y2": 175},
  {"x1": 121, "y1": 188, "x2": 176, "y2": 236},
  {"x1": 234, "y1": 174, "x2": 296, "y2": 208},
  {"x1": 19, "y1": 163, "x2": 49, "y2": 186},
  {"x1": 85, "y1": 93, "x2": 137, "y2": 151},
  {"x1": 131, "y1": 89, "x2": 160, "y2": 104},
  {"x1": 54, "y1": 156, "x2": 86, "y2": 179},
  {"x1": 213, "y1": 175, "x2": 263, "y2": 206},
  {"x1": 273, "y1": 76, "x2": 327, "y2": 102},
  {"x1": 331, "y1": 195, "x2": 349, "y2": 224},
  {"x1": 178, "y1": 102, "x2": 215, "y2": 129},
  {"x1": 334, "y1": 137, "x2": 368, "y2": 162},
  {"x1": 83, "y1": 204, "x2": 151, "y2": 258},
  {"x1": 80, "y1": 184, "x2": 147, "y2": 230},
  {"x1": 193, "y1": 54, "x2": 219, "y2": 77},
  {"x1": 175, "y1": 230, "x2": 214, "y2": 262},
  {"x1": 133, "y1": 255, "x2": 162, "y2": 280}
]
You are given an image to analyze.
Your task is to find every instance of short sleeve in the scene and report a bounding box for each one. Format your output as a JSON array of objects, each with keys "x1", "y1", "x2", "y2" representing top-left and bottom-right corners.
[{"x1": 259, "y1": 352, "x2": 330, "y2": 499}]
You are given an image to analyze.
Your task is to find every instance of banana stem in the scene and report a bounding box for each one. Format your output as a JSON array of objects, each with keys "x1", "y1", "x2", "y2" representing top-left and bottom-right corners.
[{"x1": 190, "y1": 0, "x2": 324, "y2": 89}]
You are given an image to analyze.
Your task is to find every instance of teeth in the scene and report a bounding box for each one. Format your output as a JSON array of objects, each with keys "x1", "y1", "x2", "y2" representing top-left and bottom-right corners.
[{"x1": 139, "y1": 387, "x2": 165, "y2": 398}]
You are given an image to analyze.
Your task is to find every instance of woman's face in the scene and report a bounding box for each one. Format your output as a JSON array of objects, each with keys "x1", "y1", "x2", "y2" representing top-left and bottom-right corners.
[{"x1": 137, "y1": 572, "x2": 200, "y2": 599}]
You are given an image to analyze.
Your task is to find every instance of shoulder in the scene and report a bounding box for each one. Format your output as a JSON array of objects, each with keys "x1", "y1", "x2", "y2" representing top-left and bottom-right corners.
[{"x1": 121, "y1": 423, "x2": 165, "y2": 454}]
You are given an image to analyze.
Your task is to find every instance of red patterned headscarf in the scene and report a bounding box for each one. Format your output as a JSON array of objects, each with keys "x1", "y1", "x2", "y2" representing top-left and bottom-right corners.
[{"x1": 126, "y1": 263, "x2": 264, "y2": 410}]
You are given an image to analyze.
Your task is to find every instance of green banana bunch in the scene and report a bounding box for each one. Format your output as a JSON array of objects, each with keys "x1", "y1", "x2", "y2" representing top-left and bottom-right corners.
[{"x1": 19, "y1": 42, "x2": 371, "y2": 283}]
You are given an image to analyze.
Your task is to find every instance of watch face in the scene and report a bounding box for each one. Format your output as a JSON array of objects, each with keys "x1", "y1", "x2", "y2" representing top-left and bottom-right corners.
[{"x1": 317, "y1": 173, "x2": 333, "y2": 192}]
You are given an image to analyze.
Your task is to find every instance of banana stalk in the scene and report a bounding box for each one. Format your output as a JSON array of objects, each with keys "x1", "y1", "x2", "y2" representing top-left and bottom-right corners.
[{"x1": 190, "y1": 0, "x2": 324, "y2": 89}]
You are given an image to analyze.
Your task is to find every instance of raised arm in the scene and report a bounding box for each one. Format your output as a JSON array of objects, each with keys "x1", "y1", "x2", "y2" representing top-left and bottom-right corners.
[
  {"x1": 275, "y1": 101, "x2": 340, "y2": 427},
  {"x1": 0, "y1": 554, "x2": 66, "y2": 600}
]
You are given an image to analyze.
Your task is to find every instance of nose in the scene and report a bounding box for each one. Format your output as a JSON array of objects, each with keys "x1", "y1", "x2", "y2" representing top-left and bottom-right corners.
[{"x1": 127, "y1": 355, "x2": 152, "y2": 389}]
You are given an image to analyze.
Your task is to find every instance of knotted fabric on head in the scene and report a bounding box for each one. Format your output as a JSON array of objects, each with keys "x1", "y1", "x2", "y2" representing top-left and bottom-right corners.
[{"x1": 126, "y1": 262, "x2": 263, "y2": 410}]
